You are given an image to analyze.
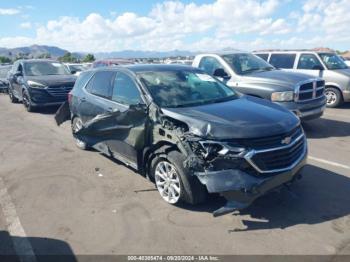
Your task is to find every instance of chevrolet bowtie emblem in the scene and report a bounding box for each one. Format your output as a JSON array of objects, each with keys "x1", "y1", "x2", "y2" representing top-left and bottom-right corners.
[{"x1": 281, "y1": 136, "x2": 292, "y2": 145}]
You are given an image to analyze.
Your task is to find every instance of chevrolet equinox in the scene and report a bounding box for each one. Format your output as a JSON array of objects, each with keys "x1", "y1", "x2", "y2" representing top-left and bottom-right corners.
[{"x1": 58, "y1": 65, "x2": 307, "y2": 216}]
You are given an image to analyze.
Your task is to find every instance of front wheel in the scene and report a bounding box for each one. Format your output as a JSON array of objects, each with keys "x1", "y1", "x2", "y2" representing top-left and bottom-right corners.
[
  {"x1": 72, "y1": 117, "x2": 88, "y2": 150},
  {"x1": 8, "y1": 87, "x2": 18, "y2": 103},
  {"x1": 151, "y1": 151, "x2": 207, "y2": 205},
  {"x1": 325, "y1": 87, "x2": 343, "y2": 108},
  {"x1": 22, "y1": 91, "x2": 35, "y2": 112}
]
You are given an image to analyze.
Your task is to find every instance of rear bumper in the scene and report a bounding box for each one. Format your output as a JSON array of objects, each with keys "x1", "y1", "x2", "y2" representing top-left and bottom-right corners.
[
  {"x1": 28, "y1": 88, "x2": 68, "y2": 107},
  {"x1": 194, "y1": 152, "x2": 307, "y2": 216},
  {"x1": 276, "y1": 96, "x2": 326, "y2": 121}
]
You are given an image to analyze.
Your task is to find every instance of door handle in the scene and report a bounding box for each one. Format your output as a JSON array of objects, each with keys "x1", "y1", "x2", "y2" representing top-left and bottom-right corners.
[
  {"x1": 80, "y1": 97, "x2": 86, "y2": 102},
  {"x1": 107, "y1": 107, "x2": 114, "y2": 112}
]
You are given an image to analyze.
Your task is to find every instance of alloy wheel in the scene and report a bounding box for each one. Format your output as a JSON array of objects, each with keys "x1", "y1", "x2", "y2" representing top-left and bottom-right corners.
[
  {"x1": 155, "y1": 161, "x2": 181, "y2": 204},
  {"x1": 325, "y1": 90, "x2": 337, "y2": 106}
]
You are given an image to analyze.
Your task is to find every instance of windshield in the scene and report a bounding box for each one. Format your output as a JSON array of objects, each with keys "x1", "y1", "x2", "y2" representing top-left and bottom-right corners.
[
  {"x1": 138, "y1": 70, "x2": 237, "y2": 108},
  {"x1": 24, "y1": 61, "x2": 70, "y2": 76},
  {"x1": 319, "y1": 53, "x2": 348, "y2": 70},
  {"x1": 222, "y1": 53, "x2": 274, "y2": 75}
]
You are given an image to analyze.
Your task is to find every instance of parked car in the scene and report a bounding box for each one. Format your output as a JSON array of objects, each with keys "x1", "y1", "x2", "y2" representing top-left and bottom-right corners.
[
  {"x1": 0, "y1": 65, "x2": 11, "y2": 93},
  {"x1": 57, "y1": 65, "x2": 307, "y2": 216},
  {"x1": 7, "y1": 59, "x2": 76, "y2": 112},
  {"x1": 340, "y1": 56, "x2": 350, "y2": 67},
  {"x1": 92, "y1": 59, "x2": 133, "y2": 68},
  {"x1": 254, "y1": 50, "x2": 350, "y2": 108},
  {"x1": 65, "y1": 63, "x2": 86, "y2": 76},
  {"x1": 192, "y1": 52, "x2": 326, "y2": 120}
]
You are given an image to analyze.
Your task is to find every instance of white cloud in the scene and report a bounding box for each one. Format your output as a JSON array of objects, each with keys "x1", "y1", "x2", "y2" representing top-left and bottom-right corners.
[
  {"x1": 0, "y1": 8, "x2": 20, "y2": 15},
  {"x1": 1, "y1": 0, "x2": 350, "y2": 52},
  {"x1": 20, "y1": 22, "x2": 32, "y2": 29}
]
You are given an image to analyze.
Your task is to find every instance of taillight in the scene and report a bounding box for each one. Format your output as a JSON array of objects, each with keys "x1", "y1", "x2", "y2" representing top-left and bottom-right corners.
[{"x1": 68, "y1": 92, "x2": 73, "y2": 103}]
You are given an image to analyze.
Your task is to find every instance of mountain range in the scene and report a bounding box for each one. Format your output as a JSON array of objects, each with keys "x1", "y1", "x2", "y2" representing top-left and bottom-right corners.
[{"x1": 0, "y1": 45, "x2": 196, "y2": 59}]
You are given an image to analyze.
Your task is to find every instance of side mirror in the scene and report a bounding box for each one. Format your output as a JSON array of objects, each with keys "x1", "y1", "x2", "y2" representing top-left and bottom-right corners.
[
  {"x1": 70, "y1": 70, "x2": 77, "y2": 75},
  {"x1": 312, "y1": 65, "x2": 324, "y2": 70},
  {"x1": 213, "y1": 68, "x2": 230, "y2": 79}
]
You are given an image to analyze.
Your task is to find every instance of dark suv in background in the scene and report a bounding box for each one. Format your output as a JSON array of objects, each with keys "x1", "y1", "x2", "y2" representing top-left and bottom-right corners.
[
  {"x1": 57, "y1": 65, "x2": 307, "y2": 216},
  {"x1": 7, "y1": 59, "x2": 76, "y2": 112},
  {"x1": 0, "y1": 65, "x2": 11, "y2": 93}
]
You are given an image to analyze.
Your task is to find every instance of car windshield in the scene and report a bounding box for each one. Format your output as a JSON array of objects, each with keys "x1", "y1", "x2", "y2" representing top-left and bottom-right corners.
[
  {"x1": 222, "y1": 53, "x2": 275, "y2": 75},
  {"x1": 138, "y1": 70, "x2": 237, "y2": 108},
  {"x1": 319, "y1": 53, "x2": 348, "y2": 70},
  {"x1": 24, "y1": 61, "x2": 70, "y2": 76}
]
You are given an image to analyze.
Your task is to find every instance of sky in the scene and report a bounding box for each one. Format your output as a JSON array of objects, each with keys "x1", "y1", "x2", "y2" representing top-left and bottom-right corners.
[{"x1": 0, "y1": 0, "x2": 349, "y2": 52}]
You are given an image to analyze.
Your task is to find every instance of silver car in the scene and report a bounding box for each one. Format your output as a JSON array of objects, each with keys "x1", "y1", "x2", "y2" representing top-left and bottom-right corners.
[{"x1": 254, "y1": 50, "x2": 350, "y2": 108}]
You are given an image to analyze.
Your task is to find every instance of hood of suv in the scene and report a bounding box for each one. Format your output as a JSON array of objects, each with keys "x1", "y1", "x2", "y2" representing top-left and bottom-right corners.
[
  {"x1": 26, "y1": 75, "x2": 77, "y2": 87},
  {"x1": 162, "y1": 96, "x2": 300, "y2": 139},
  {"x1": 240, "y1": 69, "x2": 317, "y2": 91}
]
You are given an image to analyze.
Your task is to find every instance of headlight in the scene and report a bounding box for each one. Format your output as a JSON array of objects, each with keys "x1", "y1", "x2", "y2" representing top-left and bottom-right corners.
[
  {"x1": 271, "y1": 91, "x2": 294, "y2": 102},
  {"x1": 197, "y1": 141, "x2": 246, "y2": 158},
  {"x1": 27, "y1": 80, "x2": 47, "y2": 88}
]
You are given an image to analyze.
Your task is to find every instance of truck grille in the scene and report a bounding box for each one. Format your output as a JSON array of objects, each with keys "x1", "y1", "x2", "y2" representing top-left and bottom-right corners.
[
  {"x1": 296, "y1": 80, "x2": 325, "y2": 101},
  {"x1": 47, "y1": 86, "x2": 73, "y2": 97}
]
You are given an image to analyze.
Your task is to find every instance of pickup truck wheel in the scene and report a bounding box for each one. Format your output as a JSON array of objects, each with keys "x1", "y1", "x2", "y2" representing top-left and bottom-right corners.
[
  {"x1": 72, "y1": 117, "x2": 88, "y2": 150},
  {"x1": 8, "y1": 87, "x2": 18, "y2": 103},
  {"x1": 151, "y1": 151, "x2": 207, "y2": 205},
  {"x1": 325, "y1": 87, "x2": 343, "y2": 108},
  {"x1": 22, "y1": 91, "x2": 35, "y2": 112}
]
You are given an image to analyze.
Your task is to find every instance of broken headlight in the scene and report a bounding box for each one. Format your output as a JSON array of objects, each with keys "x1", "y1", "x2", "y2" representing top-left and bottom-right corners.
[{"x1": 195, "y1": 140, "x2": 247, "y2": 159}]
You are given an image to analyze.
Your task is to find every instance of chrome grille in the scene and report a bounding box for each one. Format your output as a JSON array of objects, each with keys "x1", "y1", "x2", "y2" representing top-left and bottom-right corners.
[
  {"x1": 244, "y1": 133, "x2": 307, "y2": 174},
  {"x1": 296, "y1": 80, "x2": 325, "y2": 102}
]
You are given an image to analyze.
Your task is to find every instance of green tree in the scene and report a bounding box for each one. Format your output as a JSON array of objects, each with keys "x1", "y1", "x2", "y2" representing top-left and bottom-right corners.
[
  {"x1": 58, "y1": 52, "x2": 78, "y2": 63},
  {"x1": 38, "y1": 53, "x2": 51, "y2": 59},
  {"x1": 82, "y1": 54, "x2": 95, "y2": 62},
  {"x1": 0, "y1": 56, "x2": 11, "y2": 64}
]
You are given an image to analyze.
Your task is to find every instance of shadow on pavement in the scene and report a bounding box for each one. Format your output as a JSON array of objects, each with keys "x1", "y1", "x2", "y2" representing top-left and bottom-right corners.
[
  {"x1": 0, "y1": 230, "x2": 77, "y2": 262},
  {"x1": 179, "y1": 165, "x2": 350, "y2": 231},
  {"x1": 303, "y1": 118, "x2": 350, "y2": 138},
  {"x1": 35, "y1": 105, "x2": 61, "y2": 115}
]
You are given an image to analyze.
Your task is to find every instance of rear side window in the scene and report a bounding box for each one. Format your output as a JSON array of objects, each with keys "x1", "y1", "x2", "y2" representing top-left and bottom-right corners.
[
  {"x1": 255, "y1": 53, "x2": 269, "y2": 61},
  {"x1": 112, "y1": 72, "x2": 141, "y2": 105},
  {"x1": 198, "y1": 57, "x2": 223, "y2": 75},
  {"x1": 86, "y1": 71, "x2": 115, "y2": 99},
  {"x1": 270, "y1": 54, "x2": 296, "y2": 69},
  {"x1": 74, "y1": 72, "x2": 92, "y2": 90},
  {"x1": 297, "y1": 54, "x2": 324, "y2": 70}
]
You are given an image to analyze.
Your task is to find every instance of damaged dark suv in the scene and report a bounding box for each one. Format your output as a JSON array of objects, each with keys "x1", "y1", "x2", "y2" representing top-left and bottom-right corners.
[{"x1": 58, "y1": 65, "x2": 307, "y2": 216}]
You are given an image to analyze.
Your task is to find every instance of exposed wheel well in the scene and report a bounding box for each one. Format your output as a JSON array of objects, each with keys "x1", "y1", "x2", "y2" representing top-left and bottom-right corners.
[{"x1": 142, "y1": 142, "x2": 180, "y2": 180}]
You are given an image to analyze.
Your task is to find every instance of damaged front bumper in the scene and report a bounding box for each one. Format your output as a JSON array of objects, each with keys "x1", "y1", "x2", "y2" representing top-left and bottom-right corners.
[{"x1": 195, "y1": 154, "x2": 307, "y2": 217}]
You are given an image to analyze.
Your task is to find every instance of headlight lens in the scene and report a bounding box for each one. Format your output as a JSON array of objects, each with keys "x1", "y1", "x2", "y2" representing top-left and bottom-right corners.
[
  {"x1": 271, "y1": 91, "x2": 294, "y2": 102},
  {"x1": 197, "y1": 141, "x2": 246, "y2": 158},
  {"x1": 27, "y1": 80, "x2": 47, "y2": 88}
]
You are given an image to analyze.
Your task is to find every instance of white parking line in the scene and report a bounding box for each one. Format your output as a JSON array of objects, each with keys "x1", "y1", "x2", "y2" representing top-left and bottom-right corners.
[
  {"x1": 0, "y1": 177, "x2": 36, "y2": 262},
  {"x1": 309, "y1": 156, "x2": 350, "y2": 170}
]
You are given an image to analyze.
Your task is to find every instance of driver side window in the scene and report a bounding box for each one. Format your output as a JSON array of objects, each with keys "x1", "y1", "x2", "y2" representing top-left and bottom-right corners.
[
  {"x1": 112, "y1": 72, "x2": 142, "y2": 105},
  {"x1": 198, "y1": 57, "x2": 223, "y2": 75},
  {"x1": 297, "y1": 54, "x2": 324, "y2": 70}
]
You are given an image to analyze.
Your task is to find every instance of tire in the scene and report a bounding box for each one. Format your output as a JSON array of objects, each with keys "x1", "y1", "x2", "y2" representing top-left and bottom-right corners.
[
  {"x1": 71, "y1": 117, "x2": 88, "y2": 150},
  {"x1": 325, "y1": 87, "x2": 343, "y2": 108},
  {"x1": 22, "y1": 90, "x2": 35, "y2": 112},
  {"x1": 8, "y1": 87, "x2": 18, "y2": 103},
  {"x1": 151, "y1": 150, "x2": 207, "y2": 205}
]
